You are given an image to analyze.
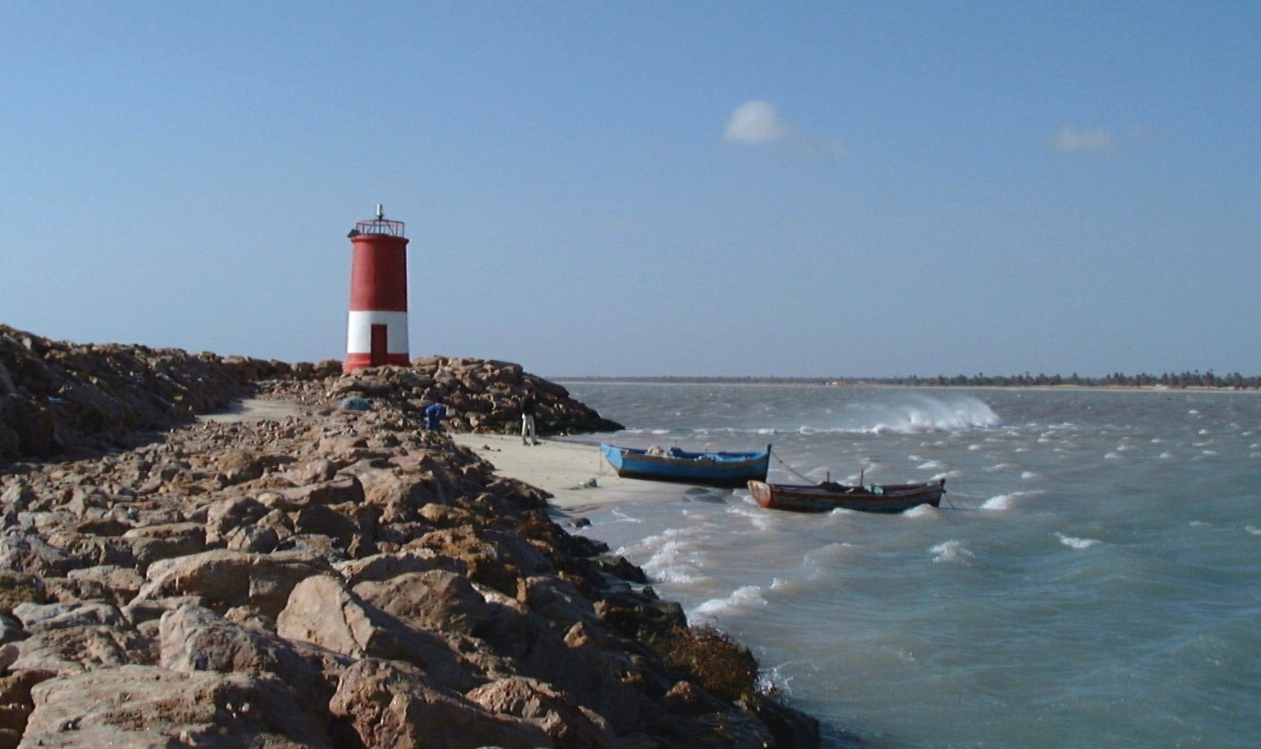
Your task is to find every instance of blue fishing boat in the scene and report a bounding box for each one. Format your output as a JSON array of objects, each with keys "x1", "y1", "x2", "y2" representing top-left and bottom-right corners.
[{"x1": 600, "y1": 443, "x2": 771, "y2": 488}]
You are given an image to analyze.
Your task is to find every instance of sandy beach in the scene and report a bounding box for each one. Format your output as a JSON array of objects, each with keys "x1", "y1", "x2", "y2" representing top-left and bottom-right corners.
[{"x1": 452, "y1": 433, "x2": 689, "y2": 514}]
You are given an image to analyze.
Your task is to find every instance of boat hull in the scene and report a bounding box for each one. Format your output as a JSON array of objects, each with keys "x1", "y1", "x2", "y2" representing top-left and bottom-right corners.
[
  {"x1": 747, "y1": 479, "x2": 944, "y2": 513},
  {"x1": 601, "y1": 444, "x2": 771, "y2": 488}
]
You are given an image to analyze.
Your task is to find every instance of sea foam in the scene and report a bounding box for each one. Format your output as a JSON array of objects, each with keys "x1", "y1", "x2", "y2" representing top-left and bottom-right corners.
[
  {"x1": 980, "y1": 490, "x2": 1042, "y2": 510},
  {"x1": 693, "y1": 585, "x2": 769, "y2": 618},
  {"x1": 1056, "y1": 532, "x2": 1101, "y2": 550},
  {"x1": 930, "y1": 540, "x2": 975, "y2": 563}
]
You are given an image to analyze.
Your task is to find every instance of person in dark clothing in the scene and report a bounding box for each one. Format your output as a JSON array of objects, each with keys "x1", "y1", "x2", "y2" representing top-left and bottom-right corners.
[
  {"x1": 520, "y1": 388, "x2": 538, "y2": 445},
  {"x1": 424, "y1": 401, "x2": 447, "y2": 431}
]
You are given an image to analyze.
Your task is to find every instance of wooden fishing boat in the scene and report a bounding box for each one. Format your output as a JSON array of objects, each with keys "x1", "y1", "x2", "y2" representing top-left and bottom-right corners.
[
  {"x1": 600, "y1": 443, "x2": 771, "y2": 488},
  {"x1": 747, "y1": 478, "x2": 945, "y2": 513}
]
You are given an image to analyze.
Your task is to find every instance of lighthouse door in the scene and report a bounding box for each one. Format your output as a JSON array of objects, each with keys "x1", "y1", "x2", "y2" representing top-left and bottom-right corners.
[{"x1": 370, "y1": 324, "x2": 388, "y2": 367}]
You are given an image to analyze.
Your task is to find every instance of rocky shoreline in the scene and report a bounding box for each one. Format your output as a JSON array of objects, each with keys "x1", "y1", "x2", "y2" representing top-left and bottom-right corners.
[{"x1": 0, "y1": 327, "x2": 819, "y2": 748}]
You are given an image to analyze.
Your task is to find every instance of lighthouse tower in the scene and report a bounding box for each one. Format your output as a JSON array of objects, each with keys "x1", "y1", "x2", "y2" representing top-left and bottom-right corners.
[{"x1": 344, "y1": 205, "x2": 410, "y2": 372}]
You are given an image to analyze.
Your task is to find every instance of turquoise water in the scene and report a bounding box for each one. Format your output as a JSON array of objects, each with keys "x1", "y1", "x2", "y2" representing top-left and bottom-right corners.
[{"x1": 558, "y1": 384, "x2": 1261, "y2": 749}]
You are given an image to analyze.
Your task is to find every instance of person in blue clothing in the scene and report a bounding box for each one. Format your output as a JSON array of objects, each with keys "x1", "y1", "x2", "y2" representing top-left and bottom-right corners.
[{"x1": 424, "y1": 401, "x2": 448, "y2": 431}]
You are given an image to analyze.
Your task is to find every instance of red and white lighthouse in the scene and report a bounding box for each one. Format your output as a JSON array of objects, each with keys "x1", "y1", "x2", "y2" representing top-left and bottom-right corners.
[{"x1": 344, "y1": 205, "x2": 410, "y2": 372}]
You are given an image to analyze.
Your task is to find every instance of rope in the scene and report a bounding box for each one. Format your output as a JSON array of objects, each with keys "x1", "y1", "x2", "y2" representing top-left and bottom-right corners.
[{"x1": 771, "y1": 451, "x2": 817, "y2": 484}]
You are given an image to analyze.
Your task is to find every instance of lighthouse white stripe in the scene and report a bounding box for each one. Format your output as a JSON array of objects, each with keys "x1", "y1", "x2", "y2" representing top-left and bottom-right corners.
[{"x1": 346, "y1": 310, "x2": 410, "y2": 354}]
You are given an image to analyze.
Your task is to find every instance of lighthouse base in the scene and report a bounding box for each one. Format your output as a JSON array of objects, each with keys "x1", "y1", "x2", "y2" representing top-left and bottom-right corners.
[{"x1": 343, "y1": 352, "x2": 411, "y2": 372}]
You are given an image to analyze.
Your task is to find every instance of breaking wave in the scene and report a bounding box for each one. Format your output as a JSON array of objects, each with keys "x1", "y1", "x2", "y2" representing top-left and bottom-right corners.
[
  {"x1": 831, "y1": 394, "x2": 1001, "y2": 434},
  {"x1": 930, "y1": 540, "x2": 975, "y2": 563}
]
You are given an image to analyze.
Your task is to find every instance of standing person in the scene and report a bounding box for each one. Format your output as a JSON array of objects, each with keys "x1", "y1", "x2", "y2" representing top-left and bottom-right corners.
[
  {"x1": 520, "y1": 387, "x2": 538, "y2": 445},
  {"x1": 424, "y1": 400, "x2": 447, "y2": 431}
]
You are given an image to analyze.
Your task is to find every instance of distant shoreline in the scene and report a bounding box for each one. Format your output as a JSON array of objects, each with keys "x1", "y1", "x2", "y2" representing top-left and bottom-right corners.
[{"x1": 553, "y1": 377, "x2": 1261, "y2": 393}]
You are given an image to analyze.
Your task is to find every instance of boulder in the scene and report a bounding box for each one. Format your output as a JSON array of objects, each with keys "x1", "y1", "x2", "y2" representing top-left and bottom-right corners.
[
  {"x1": 0, "y1": 572, "x2": 45, "y2": 617},
  {"x1": 0, "y1": 535, "x2": 81, "y2": 578},
  {"x1": 467, "y1": 676, "x2": 613, "y2": 749},
  {"x1": 216, "y1": 449, "x2": 264, "y2": 484},
  {"x1": 352, "y1": 570, "x2": 494, "y2": 637},
  {"x1": 276, "y1": 574, "x2": 478, "y2": 692},
  {"x1": 10, "y1": 624, "x2": 153, "y2": 674},
  {"x1": 11, "y1": 602, "x2": 125, "y2": 635},
  {"x1": 0, "y1": 669, "x2": 53, "y2": 749},
  {"x1": 328, "y1": 659, "x2": 550, "y2": 749},
  {"x1": 476, "y1": 595, "x2": 660, "y2": 734},
  {"x1": 519, "y1": 575, "x2": 603, "y2": 632},
  {"x1": 22, "y1": 665, "x2": 332, "y2": 748},
  {"x1": 333, "y1": 549, "x2": 466, "y2": 587},
  {"x1": 67, "y1": 565, "x2": 145, "y2": 599},
  {"x1": 159, "y1": 604, "x2": 283, "y2": 674},
  {"x1": 271, "y1": 475, "x2": 364, "y2": 509},
  {"x1": 204, "y1": 496, "x2": 270, "y2": 545},
  {"x1": 136, "y1": 549, "x2": 331, "y2": 619}
]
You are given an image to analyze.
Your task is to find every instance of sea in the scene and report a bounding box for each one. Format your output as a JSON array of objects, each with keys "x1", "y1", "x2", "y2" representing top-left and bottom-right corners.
[{"x1": 554, "y1": 383, "x2": 1261, "y2": 749}]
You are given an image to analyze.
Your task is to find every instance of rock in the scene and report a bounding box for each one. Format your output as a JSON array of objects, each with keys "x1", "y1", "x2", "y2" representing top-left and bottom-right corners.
[
  {"x1": 0, "y1": 325, "x2": 249, "y2": 461},
  {"x1": 328, "y1": 659, "x2": 550, "y2": 749},
  {"x1": 136, "y1": 549, "x2": 331, "y2": 619},
  {"x1": 10, "y1": 624, "x2": 153, "y2": 674},
  {"x1": 67, "y1": 565, "x2": 145, "y2": 599},
  {"x1": 217, "y1": 449, "x2": 264, "y2": 484},
  {"x1": 477, "y1": 597, "x2": 660, "y2": 734},
  {"x1": 659, "y1": 679, "x2": 729, "y2": 717},
  {"x1": 22, "y1": 665, "x2": 332, "y2": 748},
  {"x1": 0, "y1": 535, "x2": 81, "y2": 578},
  {"x1": 593, "y1": 592, "x2": 687, "y2": 643},
  {"x1": 0, "y1": 669, "x2": 53, "y2": 749},
  {"x1": 276, "y1": 574, "x2": 478, "y2": 692},
  {"x1": 292, "y1": 504, "x2": 360, "y2": 549},
  {"x1": 158, "y1": 605, "x2": 353, "y2": 745},
  {"x1": 271, "y1": 475, "x2": 365, "y2": 510},
  {"x1": 338, "y1": 396, "x2": 374, "y2": 412},
  {"x1": 0, "y1": 327, "x2": 818, "y2": 748},
  {"x1": 0, "y1": 615, "x2": 25, "y2": 646},
  {"x1": 205, "y1": 496, "x2": 270, "y2": 545},
  {"x1": 40, "y1": 531, "x2": 137, "y2": 571},
  {"x1": 0, "y1": 573, "x2": 45, "y2": 617},
  {"x1": 11, "y1": 602, "x2": 125, "y2": 635},
  {"x1": 333, "y1": 549, "x2": 466, "y2": 586},
  {"x1": 519, "y1": 575, "x2": 603, "y2": 632},
  {"x1": 740, "y1": 694, "x2": 822, "y2": 749},
  {"x1": 226, "y1": 524, "x2": 281, "y2": 553},
  {"x1": 352, "y1": 570, "x2": 494, "y2": 637},
  {"x1": 467, "y1": 676, "x2": 613, "y2": 749},
  {"x1": 122, "y1": 523, "x2": 207, "y2": 569}
]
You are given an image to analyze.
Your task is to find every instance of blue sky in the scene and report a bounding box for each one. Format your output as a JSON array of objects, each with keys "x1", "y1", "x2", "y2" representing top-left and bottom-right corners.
[{"x1": 1, "y1": 2, "x2": 1257, "y2": 377}]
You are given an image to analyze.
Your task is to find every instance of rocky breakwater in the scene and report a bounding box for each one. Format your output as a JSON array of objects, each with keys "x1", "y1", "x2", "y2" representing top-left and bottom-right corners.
[
  {"x1": 0, "y1": 366, "x2": 817, "y2": 747},
  {"x1": 1, "y1": 323, "x2": 618, "y2": 465},
  {"x1": 0, "y1": 325, "x2": 313, "y2": 463},
  {"x1": 267, "y1": 355, "x2": 625, "y2": 436}
]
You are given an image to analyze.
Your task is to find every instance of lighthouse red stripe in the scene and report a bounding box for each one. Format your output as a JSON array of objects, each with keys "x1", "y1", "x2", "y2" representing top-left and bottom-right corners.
[{"x1": 349, "y1": 236, "x2": 409, "y2": 311}]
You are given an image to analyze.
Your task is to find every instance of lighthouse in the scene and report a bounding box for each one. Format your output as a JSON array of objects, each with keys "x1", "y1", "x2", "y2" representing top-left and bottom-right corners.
[{"x1": 344, "y1": 205, "x2": 410, "y2": 372}]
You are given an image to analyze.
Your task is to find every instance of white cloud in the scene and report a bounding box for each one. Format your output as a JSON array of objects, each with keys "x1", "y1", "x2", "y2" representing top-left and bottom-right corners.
[
  {"x1": 722, "y1": 100, "x2": 847, "y2": 156},
  {"x1": 723, "y1": 100, "x2": 790, "y2": 143},
  {"x1": 1043, "y1": 123, "x2": 1119, "y2": 152}
]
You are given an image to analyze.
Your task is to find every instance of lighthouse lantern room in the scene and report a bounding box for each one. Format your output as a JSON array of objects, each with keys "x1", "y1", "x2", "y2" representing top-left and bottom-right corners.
[{"x1": 344, "y1": 205, "x2": 410, "y2": 372}]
